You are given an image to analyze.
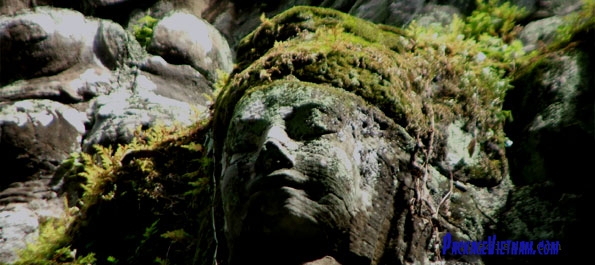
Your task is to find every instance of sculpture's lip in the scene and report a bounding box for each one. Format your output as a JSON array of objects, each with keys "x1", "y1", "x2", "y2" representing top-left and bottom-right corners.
[{"x1": 247, "y1": 169, "x2": 309, "y2": 195}]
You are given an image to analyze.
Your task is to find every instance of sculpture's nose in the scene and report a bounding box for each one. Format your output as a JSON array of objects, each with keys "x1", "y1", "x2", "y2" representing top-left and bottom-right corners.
[{"x1": 256, "y1": 126, "x2": 296, "y2": 173}]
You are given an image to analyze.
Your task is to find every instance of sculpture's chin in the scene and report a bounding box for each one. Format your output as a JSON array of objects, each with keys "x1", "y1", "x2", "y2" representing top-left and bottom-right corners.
[
  {"x1": 226, "y1": 187, "x2": 331, "y2": 264},
  {"x1": 247, "y1": 186, "x2": 323, "y2": 236}
]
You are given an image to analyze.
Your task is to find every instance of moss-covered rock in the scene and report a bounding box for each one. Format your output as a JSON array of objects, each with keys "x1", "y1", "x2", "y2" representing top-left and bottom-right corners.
[{"x1": 216, "y1": 5, "x2": 513, "y2": 188}]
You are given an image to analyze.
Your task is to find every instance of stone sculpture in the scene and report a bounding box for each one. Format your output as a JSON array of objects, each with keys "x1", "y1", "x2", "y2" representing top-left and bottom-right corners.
[
  {"x1": 217, "y1": 80, "x2": 412, "y2": 264},
  {"x1": 210, "y1": 6, "x2": 513, "y2": 265}
]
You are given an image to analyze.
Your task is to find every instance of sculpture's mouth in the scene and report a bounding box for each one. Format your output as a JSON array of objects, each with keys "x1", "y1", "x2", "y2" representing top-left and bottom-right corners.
[{"x1": 246, "y1": 169, "x2": 309, "y2": 195}]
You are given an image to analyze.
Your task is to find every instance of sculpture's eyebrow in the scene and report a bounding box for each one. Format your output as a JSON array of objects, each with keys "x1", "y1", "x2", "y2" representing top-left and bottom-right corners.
[
  {"x1": 231, "y1": 116, "x2": 269, "y2": 131},
  {"x1": 284, "y1": 102, "x2": 329, "y2": 119}
]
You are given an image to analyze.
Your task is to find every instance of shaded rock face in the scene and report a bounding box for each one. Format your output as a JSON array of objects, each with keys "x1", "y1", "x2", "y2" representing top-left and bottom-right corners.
[{"x1": 497, "y1": 24, "x2": 593, "y2": 264}]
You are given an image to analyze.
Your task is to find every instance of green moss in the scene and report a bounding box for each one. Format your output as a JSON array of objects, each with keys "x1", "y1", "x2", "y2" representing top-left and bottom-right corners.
[
  {"x1": 234, "y1": 6, "x2": 410, "y2": 72},
  {"x1": 464, "y1": 0, "x2": 528, "y2": 42}
]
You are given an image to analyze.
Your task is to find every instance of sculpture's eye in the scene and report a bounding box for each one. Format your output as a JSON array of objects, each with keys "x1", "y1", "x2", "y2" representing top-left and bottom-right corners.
[
  {"x1": 226, "y1": 118, "x2": 268, "y2": 153},
  {"x1": 285, "y1": 103, "x2": 342, "y2": 141}
]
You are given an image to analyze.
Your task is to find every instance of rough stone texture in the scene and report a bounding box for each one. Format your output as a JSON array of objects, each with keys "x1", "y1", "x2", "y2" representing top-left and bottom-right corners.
[
  {"x1": 138, "y1": 55, "x2": 214, "y2": 105},
  {"x1": 0, "y1": 179, "x2": 65, "y2": 264},
  {"x1": 0, "y1": 99, "x2": 87, "y2": 188},
  {"x1": 411, "y1": 4, "x2": 461, "y2": 27},
  {"x1": 216, "y1": 81, "x2": 411, "y2": 265},
  {"x1": 498, "y1": 27, "x2": 593, "y2": 264},
  {"x1": 0, "y1": 7, "x2": 88, "y2": 86},
  {"x1": 518, "y1": 16, "x2": 563, "y2": 52},
  {"x1": 82, "y1": 75, "x2": 205, "y2": 153},
  {"x1": 93, "y1": 19, "x2": 140, "y2": 70},
  {"x1": 349, "y1": 0, "x2": 425, "y2": 26},
  {"x1": 505, "y1": 51, "x2": 593, "y2": 188},
  {"x1": 147, "y1": 11, "x2": 233, "y2": 82},
  {"x1": 0, "y1": 4, "x2": 222, "y2": 263},
  {"x1": 532, "y1": 0, "x2": 584, "y2": 19},
  {"x1": 0, "y1": 7, "x2": 119, "y2": 102}
]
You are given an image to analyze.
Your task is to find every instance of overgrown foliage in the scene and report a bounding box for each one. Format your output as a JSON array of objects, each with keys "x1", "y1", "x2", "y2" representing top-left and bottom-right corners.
[{"x1": 15, "y1": 118, "x2": 214, "y2": 265}]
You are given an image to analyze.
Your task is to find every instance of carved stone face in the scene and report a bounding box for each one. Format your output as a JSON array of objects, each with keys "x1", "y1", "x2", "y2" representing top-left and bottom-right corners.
[{"x1": 219, "y1": 82, "x2": 401, "y2": 264}]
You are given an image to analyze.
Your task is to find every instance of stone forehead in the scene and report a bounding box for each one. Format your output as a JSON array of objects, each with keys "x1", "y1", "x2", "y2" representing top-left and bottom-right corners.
[{"x1": 233, "y1": 81, "x2": 363, "y2": 116}]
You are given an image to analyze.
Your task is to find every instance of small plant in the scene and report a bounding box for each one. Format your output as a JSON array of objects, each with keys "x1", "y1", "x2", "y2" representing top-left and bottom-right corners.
[
  {"x1": 464, "y1": 0, "x2": 527, "y2": 42},
  {"x1": 133, "y1": 14, "x2": 159, "y2": 47}
]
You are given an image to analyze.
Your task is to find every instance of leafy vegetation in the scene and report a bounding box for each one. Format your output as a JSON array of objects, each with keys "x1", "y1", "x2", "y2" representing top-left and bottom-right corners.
[
  {"x1": 15, "y1": 118, "x2": 214, "y2": 265},
  {"x1": 132, "y1": 15, "x2": 159, "y2": 47}
]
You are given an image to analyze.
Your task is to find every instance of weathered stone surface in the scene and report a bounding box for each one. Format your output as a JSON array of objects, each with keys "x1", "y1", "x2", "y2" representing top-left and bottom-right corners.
[
  {"x1": 0, "y1": 99, "x2": 87, "y2": 187},
  {"x1": 82, "y1": 78, "x2": 203, "y2": 152},
  {"x1": 212, "y1": 6, "x2": 513, "y2": 265},
  {"x1": 93, "y1": 19, "x2": 143, "y2": 70},
  {"x1": 147, "y1": 11, "x2": 233, "y2": 82},
  {"x1": 518, "y1": 16, "x2": 564, "y2": 52},
  {"x1": 0, "y1": 65, "x2": 115, "y2": 103},
  {"x1": 349, "y1": 0, "x2": 425, "y2": 26},
  {"x1": 0, "y1": 7, "x2": 131, "y2": 102},
  {"x1": 216, "y1": 80, "x2": 410, "y2": 265},
  {"x1": 412, "y1": 4, "x2": 461, "y2": 27},
  {"x1": 497, "y1": 27, "x2": 593, "y2": 263},
  {"x1": 138, "y1": 55, "x2": 214, "y2": 106},
  {"x1": 505, "y1": 50, "x2": 593, "y2": 187},
  {"x1": 0, "y1": 179, "x2": 65, "y2": 264},
  {"x1": 0, "y1": 7, "x2": 90, "y2": 86}
]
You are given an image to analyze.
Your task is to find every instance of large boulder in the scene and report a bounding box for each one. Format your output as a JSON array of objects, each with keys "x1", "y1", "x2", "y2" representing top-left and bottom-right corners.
[
  {"x1": 0, "y1": 99, "x2": 87, "y2": 187},
  {"x1": 147, "y1": 11, "x2": 233, "y2": 82}
]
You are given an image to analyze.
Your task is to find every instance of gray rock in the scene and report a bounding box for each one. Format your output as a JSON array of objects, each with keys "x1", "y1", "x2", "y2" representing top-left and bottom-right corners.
[
  {"x1": 94, "y1": 19, "x2": 144, "y2": 70},
  {"x1": 518, "y1": 16, "x2": 563, "y2": 52},
  {"x1": 0, "y1": 7, "x2": 91, "y2": 86},
  {"x1": 349, "y1": 0, "x2": 426, "y2": 26},
  {"x1": 0, "y1": 64, "x2": 115, "y2": 103},
  {"x1": 506, "y1": 50, "x2": 594, "y2": 186},
  {"x1": 84, "y1": 0, "x2": 131, "y2": 8},
  {"x1": 0, "y1": 6, "x2": 135, "y2": 102},
  {"x1": 138, "y1": 55, "x2": 214, "y2": 106},
  {"x1": 412, "y1": 4, "x2": 461, "y2": 27},
  {"x1": 0, "y1": 99, "x2": 87, "y2": 186},
  {"x1": 82, "y1": 75, "x2": 206, "y2": 152},
  {"x1": 0, "y1": 179, "x2": 65, "y2": 264},
  {"x1": 147, "y1": 11, "x2": 233, "y2": 82},
  {"x1": 532, "y1": 0, "x2": 584, "y2": 18}
]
